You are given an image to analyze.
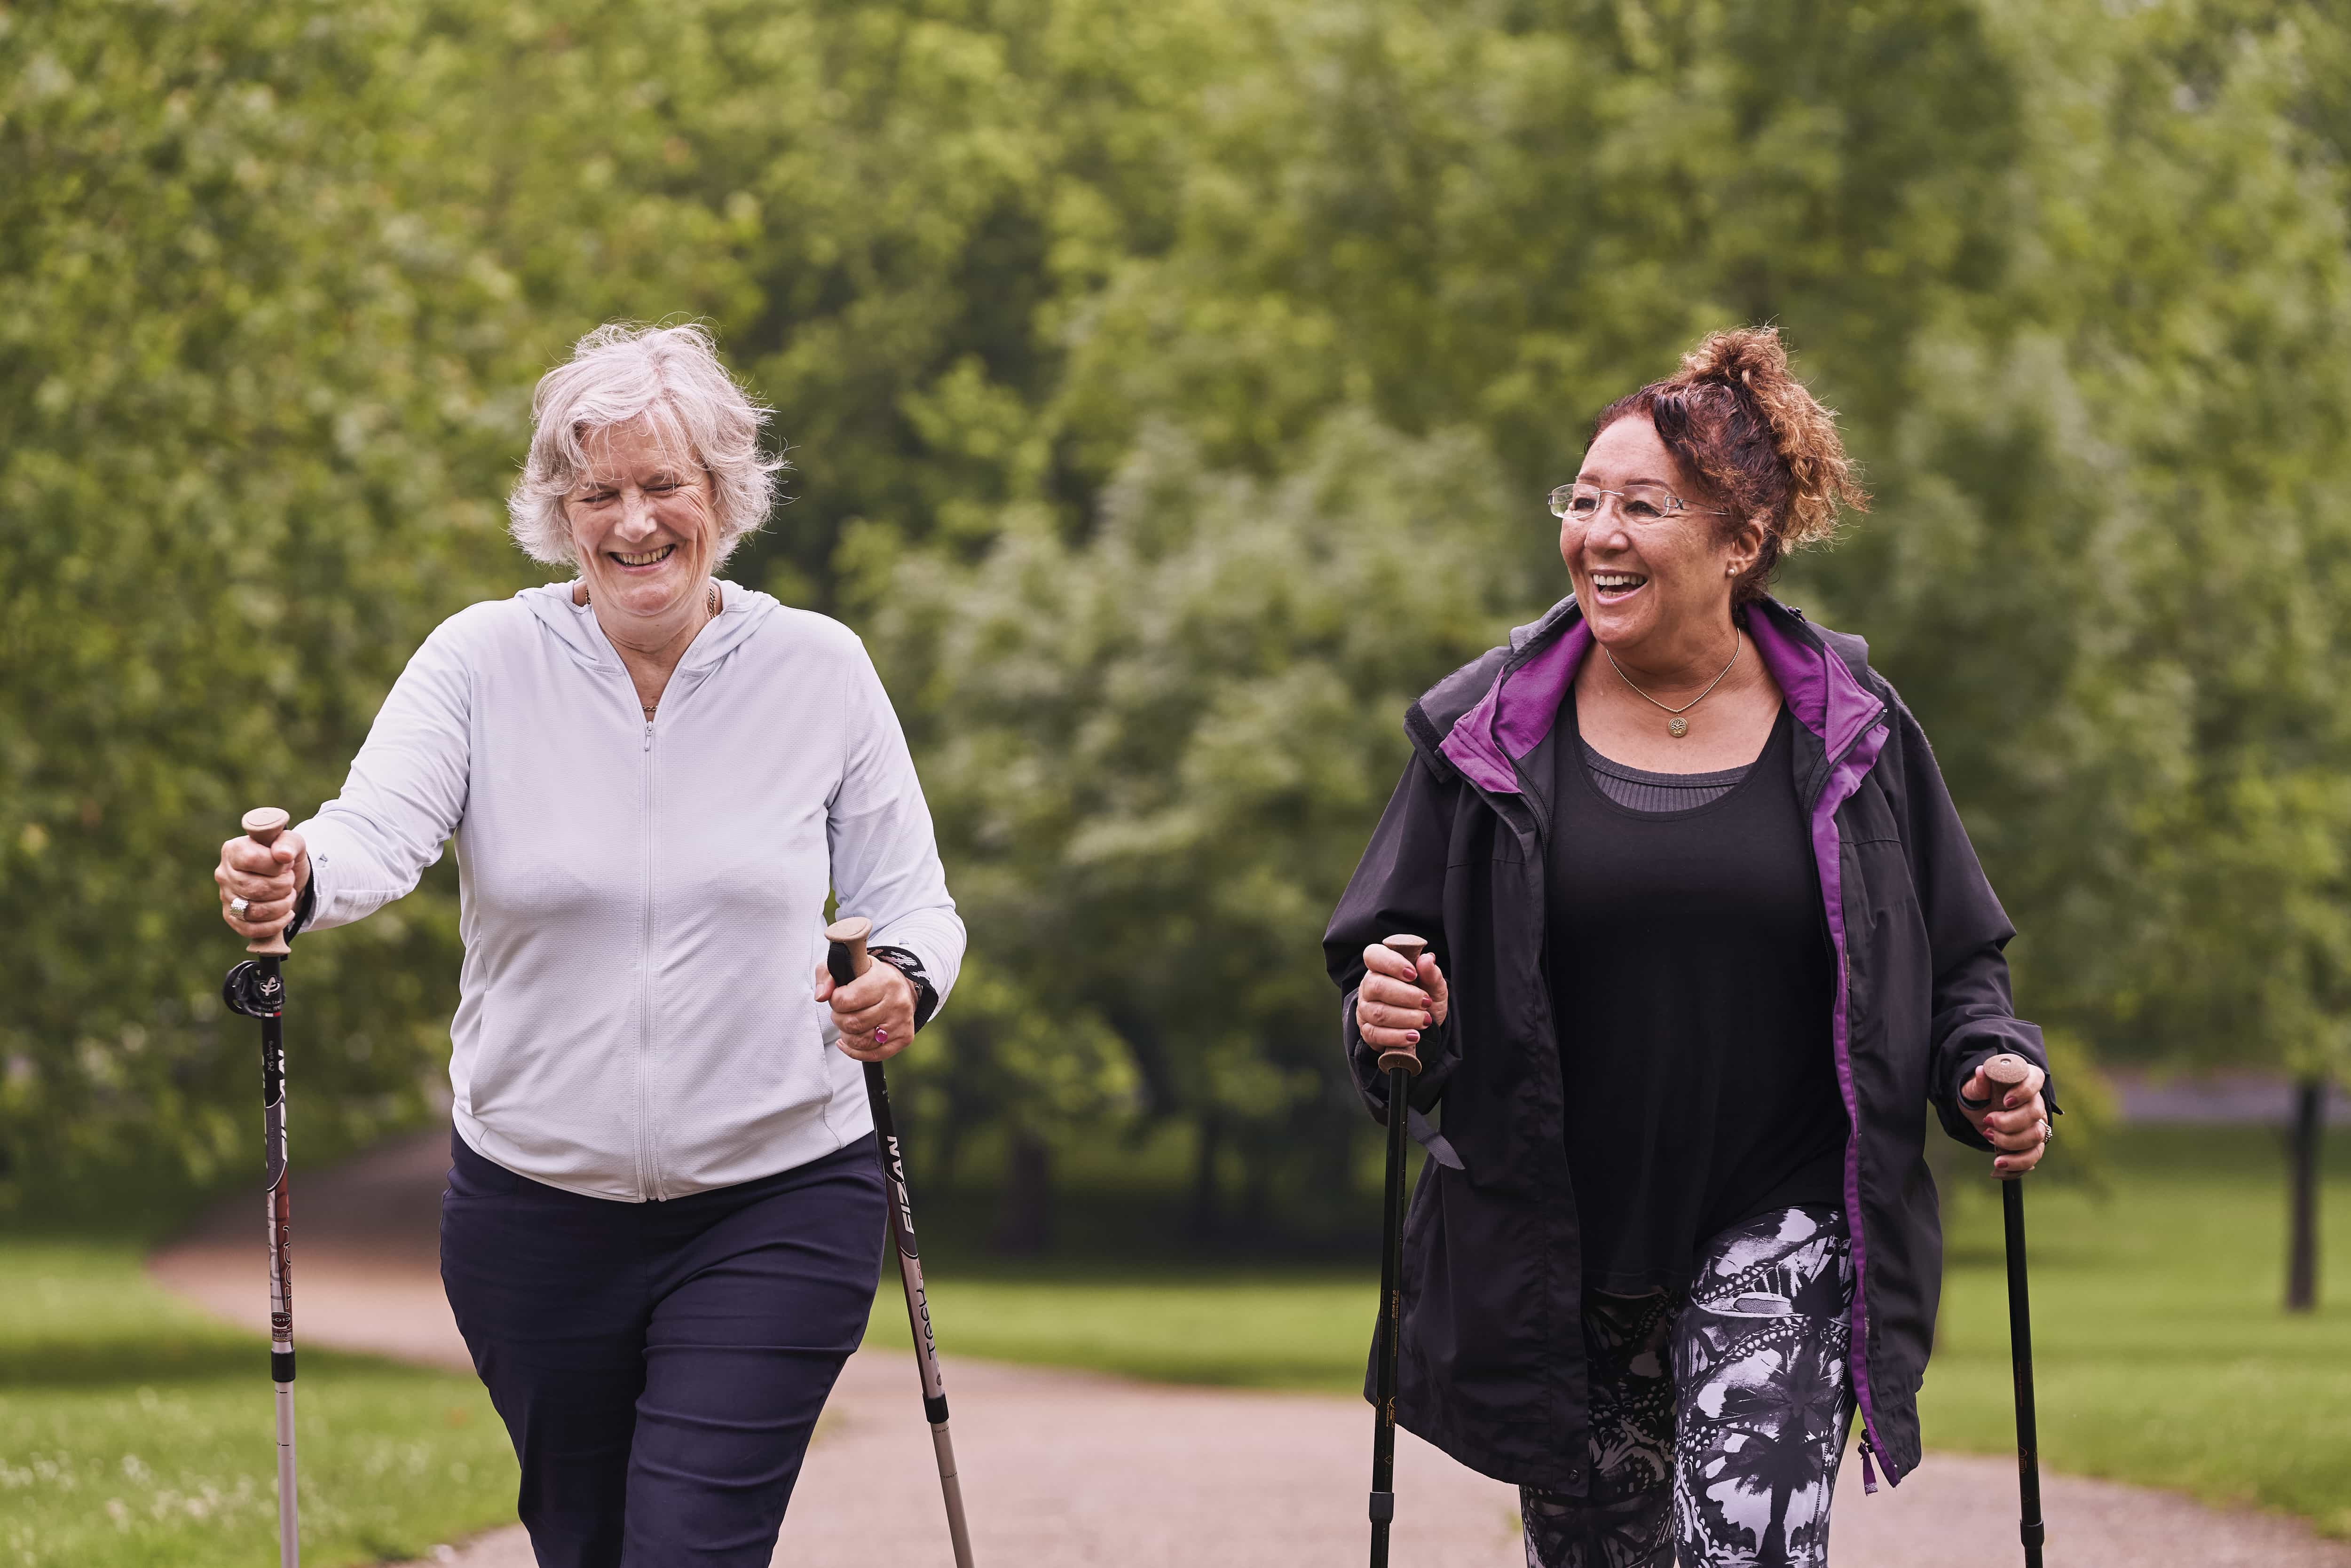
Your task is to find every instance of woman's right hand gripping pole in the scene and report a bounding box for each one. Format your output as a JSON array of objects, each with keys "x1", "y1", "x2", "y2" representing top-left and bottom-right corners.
[
  {"x1": 1356, "y1": 942, "x2": 1449, "y2": 1064},
  {"x1": 217, "y1": 826, "x2": 311, "y2": 948}
]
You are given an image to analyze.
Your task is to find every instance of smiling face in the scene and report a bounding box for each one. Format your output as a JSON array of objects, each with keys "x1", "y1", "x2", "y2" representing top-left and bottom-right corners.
[
  {"x1": 1560, "y1": 415, "x2": 1759, "y2": 662},
  {"x1": 563, "y1": 418, "x2": 718, "y2": 628}
]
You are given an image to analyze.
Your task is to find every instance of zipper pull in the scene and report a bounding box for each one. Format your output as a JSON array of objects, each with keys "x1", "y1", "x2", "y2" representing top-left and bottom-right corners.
[
  {"x1": 643, "y1": 719, "x2": 654, "y2": 751},
  {"x1": 1857, "y1": 1429, "x2": 1879, "y2": 1494}
]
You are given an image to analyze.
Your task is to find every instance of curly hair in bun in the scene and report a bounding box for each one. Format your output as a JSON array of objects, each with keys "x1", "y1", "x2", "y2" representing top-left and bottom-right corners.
[{"x1": 1591, "y1": 325, "x2": 1868, "y2": 604}]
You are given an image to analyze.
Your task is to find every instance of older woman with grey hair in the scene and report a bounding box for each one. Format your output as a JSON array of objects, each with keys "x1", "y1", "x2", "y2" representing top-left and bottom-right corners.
[{"x1": 210, "y1": 322, "x2": 964, "y2": 1566}]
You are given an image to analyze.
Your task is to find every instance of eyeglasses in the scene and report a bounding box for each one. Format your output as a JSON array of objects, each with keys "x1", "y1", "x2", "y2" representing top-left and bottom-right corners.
[{"x1": 1547, "y1": 482, "x2": 1725, "y2": 525}]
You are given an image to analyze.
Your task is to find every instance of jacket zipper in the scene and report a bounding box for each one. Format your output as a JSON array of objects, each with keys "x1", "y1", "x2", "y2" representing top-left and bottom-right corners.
[{"x1": 638, "y1": 715, "x2": 659, "y2": 1201}]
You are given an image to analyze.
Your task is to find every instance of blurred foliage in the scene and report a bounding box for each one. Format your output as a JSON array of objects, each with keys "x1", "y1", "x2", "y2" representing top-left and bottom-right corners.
[
  {"x1": 0, "y1": 0, "x2": 536, "y2": 1209},
  {"x1": 871, "y1": 413, "x2": 1525, "y2": 1230},
  {"x1": 6, "y1": 0, "x2": 2350, "y2": 1229}
]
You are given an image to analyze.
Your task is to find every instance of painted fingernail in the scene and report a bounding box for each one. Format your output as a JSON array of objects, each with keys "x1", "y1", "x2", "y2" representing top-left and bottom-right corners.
[{"x1": 1406, "y1": 1031, "x2": 1420, "y2": 1043}]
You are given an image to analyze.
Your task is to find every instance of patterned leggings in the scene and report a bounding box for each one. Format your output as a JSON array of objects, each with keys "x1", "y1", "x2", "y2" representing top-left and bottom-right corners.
[{"x1": 1521, "y1": 1205, "x2": 1855, "y2": 1568}]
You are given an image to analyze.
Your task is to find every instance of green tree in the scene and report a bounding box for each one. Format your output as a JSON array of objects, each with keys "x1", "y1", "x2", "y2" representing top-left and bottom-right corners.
[
  {"x1": 0, "y1": 0, "x2": 537, "y2": 1218},
  {"x1": 882, "y1": 0, "x2": 2351, "y2": 1245},
  {"x1": 15, "y1": 0, "x2": 2351, "y2": 1273},
  {"x1": 868, "y1": 413, "x2": 1530, "y2": 1233},
  {"x1": 387, "y1": 0, "x2": 1247, "y2": 597},
  {"x1": 0, "y1": 0, "x2": 1237, "y2": 1220}
]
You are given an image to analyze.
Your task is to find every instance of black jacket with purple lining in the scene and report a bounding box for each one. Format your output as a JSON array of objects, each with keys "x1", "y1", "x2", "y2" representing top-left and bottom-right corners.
[{"x1": 1324, "y1": 593, "x2": 2053, "y2": 1493}]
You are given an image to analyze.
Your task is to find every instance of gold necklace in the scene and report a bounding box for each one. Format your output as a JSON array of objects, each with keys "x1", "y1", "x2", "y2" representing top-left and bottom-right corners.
[
  {"x1": 578, "y1": 582, "x2": 721, "y2": 720},
  {"x1": 1603, "y1": 637, "x2": 1739, "y2": 738},
  {"x1": 576, "y1": 582, "x2": 720, "y2": 617}
]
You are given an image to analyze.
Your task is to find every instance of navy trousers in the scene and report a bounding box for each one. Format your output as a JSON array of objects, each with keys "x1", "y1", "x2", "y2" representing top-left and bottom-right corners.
[{"x1": 441, "y1": 1130, "x2": 886, "y2": 1568}]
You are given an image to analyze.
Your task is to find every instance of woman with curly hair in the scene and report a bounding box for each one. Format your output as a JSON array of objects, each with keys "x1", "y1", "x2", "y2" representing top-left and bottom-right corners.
[{"x1": 1325, "y1": 327, "x2": 2054, "y2": 1568}]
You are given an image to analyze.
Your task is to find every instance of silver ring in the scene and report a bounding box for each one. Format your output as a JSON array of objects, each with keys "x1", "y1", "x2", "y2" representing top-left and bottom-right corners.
[
  {"x1": 229, "y1": 897, "x2": 250, "y2": 916},
  {"x1": 2040, "y1": 1119, "x2": 2053, "y2": 1143}
]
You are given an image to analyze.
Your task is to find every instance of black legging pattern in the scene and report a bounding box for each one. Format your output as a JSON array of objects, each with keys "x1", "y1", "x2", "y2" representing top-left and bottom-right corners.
[{"x1": 1521, "y1": 1205, "x2": 1855, "y2": 1568}]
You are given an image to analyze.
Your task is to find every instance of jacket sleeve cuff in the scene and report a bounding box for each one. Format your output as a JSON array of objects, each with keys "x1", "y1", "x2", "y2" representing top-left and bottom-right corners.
[
  {"x1": 1940, "y1": 1038, "x2": 2061, "y2": 1150},
  {"x1": 1343, "y1": 991, "x2": 1450, "y2": 1116}
]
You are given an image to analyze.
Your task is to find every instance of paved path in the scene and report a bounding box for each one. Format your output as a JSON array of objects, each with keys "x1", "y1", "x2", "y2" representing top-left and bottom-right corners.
[
  {"x1": 2108, "y1": 1069, "x2": 2351, "y2": 1126},
  {"x1": 151, "y1": 1132, "x2": 2351, "y2": 1568}
]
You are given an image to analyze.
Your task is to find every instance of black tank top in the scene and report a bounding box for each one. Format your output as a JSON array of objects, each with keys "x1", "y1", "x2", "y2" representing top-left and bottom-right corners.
[{"x1": 1548, "y1": 694, "x2": 1847, "y2": 1291}]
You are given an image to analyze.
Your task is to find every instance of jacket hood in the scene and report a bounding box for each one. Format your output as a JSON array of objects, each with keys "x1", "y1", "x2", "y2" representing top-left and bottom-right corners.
[
  {"x1": 519, "y1": 579, "x2": 780, "y2": 678},
  {"x1": 1411, "y1": 594, "x2": 1886, "y2": 796}
]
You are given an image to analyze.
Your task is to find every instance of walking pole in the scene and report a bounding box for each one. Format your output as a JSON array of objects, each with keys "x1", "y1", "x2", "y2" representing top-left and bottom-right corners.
[
  {"x1": 825, "y1": 916, "x2": 977, "y2": 1568},
  {"x1": 221, "y1": 806, "x2": 301, "y2": 1568},
  {"x1": 1984, "y1": 1054, "x2": 2046, "y2": 1568},
  {"x1": 1367, "y1": 933, "x2": 1427, "y2": 1568}
]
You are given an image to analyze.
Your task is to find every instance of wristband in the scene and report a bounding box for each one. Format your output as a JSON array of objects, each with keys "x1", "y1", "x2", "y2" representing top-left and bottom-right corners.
[{"x1": 867, "y1": 945, "x2": 939, "y2": 1032}]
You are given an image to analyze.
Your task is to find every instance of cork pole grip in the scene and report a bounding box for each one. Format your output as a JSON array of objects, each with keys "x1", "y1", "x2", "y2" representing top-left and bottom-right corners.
[
  {"x1": 1981, "y1": 1054, "x2": 2035, "y2": 1091},
  {"x1": 825, "y1": 915, "x2": 875, "y2": 984},
  {"x1": 1378, "y1": 934, "x2": 1429, "y2": 1077},
  {"x1": 242, "y1": 807, "x2": 292, "y2": 958}
]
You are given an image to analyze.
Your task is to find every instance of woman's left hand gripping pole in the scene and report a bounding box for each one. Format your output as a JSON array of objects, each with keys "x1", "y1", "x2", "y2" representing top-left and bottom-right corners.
[{"x1": 223, "y1": 806, "x2": 301, "y2": 1568}]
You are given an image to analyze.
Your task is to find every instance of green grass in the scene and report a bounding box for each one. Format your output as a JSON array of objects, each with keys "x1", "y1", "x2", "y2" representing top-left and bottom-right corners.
[
  {"x1": 871, "y1": 1126, "x2": 2351, "y2": 1537},
  {"x1": 0, "y1": 1243, "x2": 518, "y2": 1568},
  {"x1": 1922, "y1": 1127, "x2": 2351, "y2": 1537}
]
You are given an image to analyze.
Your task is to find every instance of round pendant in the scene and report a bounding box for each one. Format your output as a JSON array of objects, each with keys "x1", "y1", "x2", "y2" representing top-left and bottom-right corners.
[{"x1": 1667, "y1": 717, "x2": 1689, "y2": 738}]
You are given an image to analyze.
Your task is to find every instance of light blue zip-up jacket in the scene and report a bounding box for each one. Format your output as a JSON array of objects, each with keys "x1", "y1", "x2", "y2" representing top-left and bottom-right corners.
[{"x1": 295, "y1": 581, "x2": 964, "y2": 1201}]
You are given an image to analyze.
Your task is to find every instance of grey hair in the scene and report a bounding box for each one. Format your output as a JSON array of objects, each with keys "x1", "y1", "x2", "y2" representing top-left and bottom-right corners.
[{"x1": 507, "y1": 321, "x2": 785, "y2": 567}]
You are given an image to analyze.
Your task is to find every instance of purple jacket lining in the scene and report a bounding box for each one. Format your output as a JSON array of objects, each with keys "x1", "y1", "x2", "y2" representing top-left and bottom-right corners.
[{"x1": 1433, "y1": 606, "x2": 1901, "y2": 1485}]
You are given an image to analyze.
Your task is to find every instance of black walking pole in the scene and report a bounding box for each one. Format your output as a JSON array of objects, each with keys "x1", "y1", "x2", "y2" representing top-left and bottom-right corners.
[
  {"x1": 826, "y1": 916, "x2": 976, "y2": 1568},
  {"x1": 1367, "y1": 933, "x2": 1428, "y2": 1568},
  {"x1": 221, "y1": 806, "x2": 301, "y2": 1568},
  {"x1": 1984, "y1": 1054, "x2": 2046, "y2": 1568}
]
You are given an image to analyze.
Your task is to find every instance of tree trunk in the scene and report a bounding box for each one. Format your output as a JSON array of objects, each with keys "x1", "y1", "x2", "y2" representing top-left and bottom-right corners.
[
  {"x1": 1189, "y1": 1114, "x2": 1222, "y2": 1240},
  {"x1": 1239, "y1": 1145, "x2": 1271, "y2": 1244},
  {"x1": 2286, "y1": 1077, "x2": 2324, "y2": 1313},
  {"x1": 935, "y1": 1108, "x2": 963, "y2": 1188},
  {"x1": 992, "y1": 1129, "x2": 1053, "y2": 1255}
]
